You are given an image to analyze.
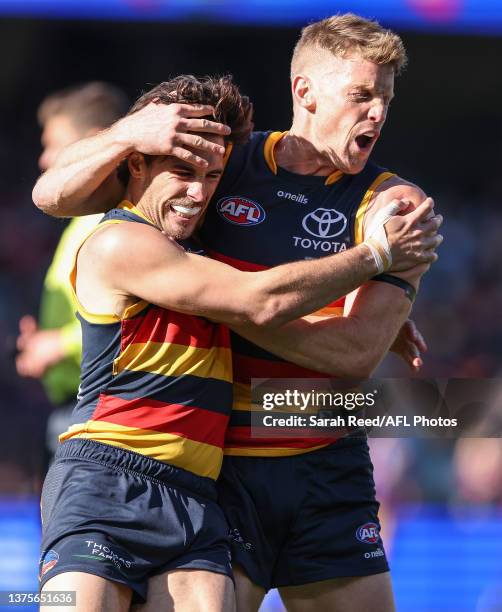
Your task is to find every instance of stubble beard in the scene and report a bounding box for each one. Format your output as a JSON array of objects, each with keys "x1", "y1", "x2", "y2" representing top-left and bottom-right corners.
[{"x1": 164, "y1": 197, "x2": 199, "y2": 241}]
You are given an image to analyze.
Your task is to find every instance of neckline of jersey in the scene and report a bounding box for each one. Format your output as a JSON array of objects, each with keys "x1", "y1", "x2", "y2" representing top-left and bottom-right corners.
[
  {"x1": 263, "y1": 131, "x2": 344, "y2": 186},
  {"x1": 116, "y1": 200, "x2": 202, "y2": 254},
  {"x1": 117, "y1": 200, "x2": 155, "y2": 225}
]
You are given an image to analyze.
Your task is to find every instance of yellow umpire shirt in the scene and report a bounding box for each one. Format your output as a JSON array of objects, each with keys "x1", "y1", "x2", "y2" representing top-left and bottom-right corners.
[{"x1": 39, "y1": 214, "x2": 102, "y2": 405}]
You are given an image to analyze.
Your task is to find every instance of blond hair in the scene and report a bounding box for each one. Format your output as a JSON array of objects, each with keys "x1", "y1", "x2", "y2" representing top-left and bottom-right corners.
[
  {"x1": 37, "y1": 82, "x2": 129, "y2": 131},
  {"x1": 291, "y1": 13, "x2": 407, "y2": 77}
]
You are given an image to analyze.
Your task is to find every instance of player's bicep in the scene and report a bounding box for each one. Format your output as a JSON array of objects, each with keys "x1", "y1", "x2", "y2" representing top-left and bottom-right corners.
[
  {"x1": 362, "y1": 177, "x2": 427, "y2": 239},
  {"x1": 103, "y1": 227, "x2": 256, "y2": 324},
  {"x1": 142, "y1": 252, "x2": 255, "y2": 323}
]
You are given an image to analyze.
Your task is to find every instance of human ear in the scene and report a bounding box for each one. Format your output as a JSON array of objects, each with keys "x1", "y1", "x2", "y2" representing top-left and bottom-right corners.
[
  {"x1": 127, "y1": 152, "x2": 147, "y2": 179},
  {"x1": 292, "y1": 75, "x2": 316, "y2": 111}
]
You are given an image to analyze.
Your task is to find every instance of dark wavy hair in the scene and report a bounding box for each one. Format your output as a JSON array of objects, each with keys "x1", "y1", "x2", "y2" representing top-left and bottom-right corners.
[{"x1": 118, "y1": 74, "x2": 253, "y2": 185}]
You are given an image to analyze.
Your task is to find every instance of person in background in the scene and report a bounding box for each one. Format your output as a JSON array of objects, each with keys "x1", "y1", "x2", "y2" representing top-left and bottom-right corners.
[{"x1": 16, "y1": 82, "x2": 129, "y2": 464}]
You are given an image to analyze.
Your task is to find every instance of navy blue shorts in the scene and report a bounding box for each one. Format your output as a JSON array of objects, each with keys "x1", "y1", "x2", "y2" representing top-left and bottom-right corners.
[
  {"x1": 40, "y1": 439, "x2": 232, "y2": 602},
  {"x1": 217, "y1": 435, "x2": 389, "y2": 591}
]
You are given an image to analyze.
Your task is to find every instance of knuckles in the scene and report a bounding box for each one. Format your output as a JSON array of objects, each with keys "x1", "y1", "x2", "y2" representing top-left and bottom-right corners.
[
  {"x1": 166, "y1": 127, "x2": 177, "y2": 142},
  {"x1": 169, "y1": 104, "x2": 184, "y2": 117}
]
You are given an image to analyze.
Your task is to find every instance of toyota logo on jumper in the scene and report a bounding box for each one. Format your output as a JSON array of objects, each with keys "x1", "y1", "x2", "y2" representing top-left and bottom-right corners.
[{"x1": 302, "y1": 208, "x2": 347, "y2": 238}]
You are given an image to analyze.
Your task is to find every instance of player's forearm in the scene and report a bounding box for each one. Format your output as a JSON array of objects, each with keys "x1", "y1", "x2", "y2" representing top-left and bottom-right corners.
[
  {"x1": 248, "y1": 243, "x2": 378, "y2": 327},
  {"x1": 144, "y1": 242, "x2": 377, "y2": 328},
  {"x1": 231, "y1": 282, "x2": 411, "y2": 377},
  {"x1": 230, "y1": 318, "x2": 371, "y2": 377},
  {"x1": 32, "y1": 125, "x2": 129, "y2": 217}
]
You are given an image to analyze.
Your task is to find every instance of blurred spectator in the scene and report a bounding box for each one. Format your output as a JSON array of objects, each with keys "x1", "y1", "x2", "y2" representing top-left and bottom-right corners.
[
  {"x1": 453, "y1": 378, "x2": 502, "y2": 505},
  {"x1": 454, "y1": 438, "x2": 502, "y2": 504},
  {"x1": 15, "y1": 82, "x2": 129, "y2": 466}
]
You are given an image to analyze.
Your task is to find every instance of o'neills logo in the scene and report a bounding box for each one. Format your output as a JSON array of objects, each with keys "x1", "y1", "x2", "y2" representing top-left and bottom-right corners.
[
  {"x1": 277, "y1": 190, "x2": 309, "y2": 204},
  {"x1": 217, "y1": 196, "x2": 266, "y2": 226}
]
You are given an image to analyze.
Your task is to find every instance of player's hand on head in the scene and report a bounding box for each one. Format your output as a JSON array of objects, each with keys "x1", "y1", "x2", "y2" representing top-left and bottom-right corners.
[{"x1": 112, "y1": 102, "x2": 231, "y2": 168}]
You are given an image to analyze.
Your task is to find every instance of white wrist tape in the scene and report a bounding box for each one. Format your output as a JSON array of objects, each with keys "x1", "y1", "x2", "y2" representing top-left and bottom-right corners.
[
  {"x1": 363, "y1": 239, "x2": 388, "y2": 274},
  {"x1": 362, "y1": 200, "x2": 404, "y2": 273}
]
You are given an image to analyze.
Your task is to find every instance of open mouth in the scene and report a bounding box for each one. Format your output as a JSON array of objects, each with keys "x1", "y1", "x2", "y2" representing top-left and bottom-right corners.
[
  {"x1": 170, "y1": 204, "x2": 202, "y2": 219},
  {"x1": 355, "y1": 134, "x2": 375, "y2": 151}
]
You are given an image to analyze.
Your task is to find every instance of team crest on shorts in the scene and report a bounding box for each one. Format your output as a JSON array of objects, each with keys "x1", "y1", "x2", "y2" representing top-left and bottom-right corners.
[
  {"x1": 356, "y1": 522, "x2": 380, "y2": 544},
  {"x1": 39, "y1": 549, "x2": 59, "y2": 579},
  {"x1": 216, "y1": 196, "x2": 266, "y2": 226}
]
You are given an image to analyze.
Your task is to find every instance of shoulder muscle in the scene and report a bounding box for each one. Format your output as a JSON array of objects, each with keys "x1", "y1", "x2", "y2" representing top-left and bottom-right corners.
[{"x1": 363, "y1": 174, "x2": 428, "y2": 231}]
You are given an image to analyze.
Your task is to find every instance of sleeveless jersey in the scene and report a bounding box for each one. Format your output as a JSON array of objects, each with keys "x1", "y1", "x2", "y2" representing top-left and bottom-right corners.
[
  {"x1": 199, "y1": 131, "x2": 395, "y2": 457},
  {"x1": 60, "y1": 202, "x2": 233, "y2": 480}
]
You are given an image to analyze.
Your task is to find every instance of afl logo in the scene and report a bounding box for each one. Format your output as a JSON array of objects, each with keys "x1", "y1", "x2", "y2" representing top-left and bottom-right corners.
[
  {"x1": 217, "y1": 196, "x2": 266, "y2": 226},
  {"x1": 40, "y1": 549, "x2": 59, "y2": 578},
  {"x1": 302, "y1": 208, "x2": 347, "y2": 238},
  {"x1": 356, "y1": 523, "x2": 380, "y2": 544}
]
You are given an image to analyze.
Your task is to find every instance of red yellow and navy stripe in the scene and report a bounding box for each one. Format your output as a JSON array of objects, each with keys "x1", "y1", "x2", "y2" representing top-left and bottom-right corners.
[
  {"x1": 206, "y1": 247, "x2": 343, "y2": 456},
  {"x1": 61, "y1": 203, "x2": 233, "y2": 479}
]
